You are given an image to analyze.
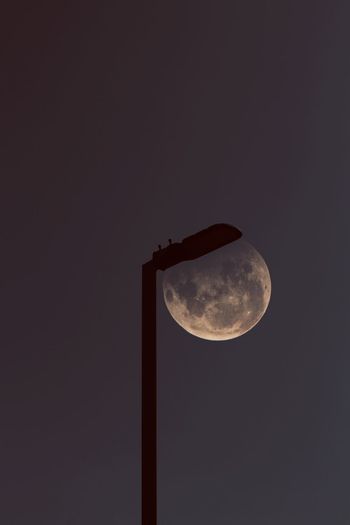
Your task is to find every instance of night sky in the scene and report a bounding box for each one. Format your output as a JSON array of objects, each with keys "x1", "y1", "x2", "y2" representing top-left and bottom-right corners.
[{"x1": 1, "y1": 2, "x2": 350, "y2": 524}]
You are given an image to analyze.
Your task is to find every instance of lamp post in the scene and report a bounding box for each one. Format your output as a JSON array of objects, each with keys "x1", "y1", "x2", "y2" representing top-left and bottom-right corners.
[{"x1": 142, "y1": 223, "x2": 242, "y2": 525}]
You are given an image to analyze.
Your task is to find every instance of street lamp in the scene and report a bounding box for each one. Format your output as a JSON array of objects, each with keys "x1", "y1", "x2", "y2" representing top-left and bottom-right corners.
[{"x1": 142, "y1": 223, "x2": 242, "y2": 525}]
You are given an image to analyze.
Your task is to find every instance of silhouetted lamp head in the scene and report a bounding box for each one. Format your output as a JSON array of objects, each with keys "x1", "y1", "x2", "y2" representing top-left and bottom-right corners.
[{"x1": 154, "y1": 224, "x2": 271, "y2": 341}]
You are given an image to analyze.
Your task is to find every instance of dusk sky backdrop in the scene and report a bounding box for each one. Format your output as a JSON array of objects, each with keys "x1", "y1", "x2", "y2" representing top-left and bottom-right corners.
[{"x1": 1, "y1": 2, "x2": 350, "y2": 524}]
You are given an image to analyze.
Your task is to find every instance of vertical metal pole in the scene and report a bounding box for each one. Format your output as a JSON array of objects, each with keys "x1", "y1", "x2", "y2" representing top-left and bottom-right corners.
[{"x1": 142, "y1": 261, "x2": 157, "y2": 525}]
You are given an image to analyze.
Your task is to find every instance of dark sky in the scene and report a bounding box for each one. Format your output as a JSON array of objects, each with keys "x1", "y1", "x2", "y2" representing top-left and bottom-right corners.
[{"x1": 1, "y1": 1, "x2": 350, "y2": 524}]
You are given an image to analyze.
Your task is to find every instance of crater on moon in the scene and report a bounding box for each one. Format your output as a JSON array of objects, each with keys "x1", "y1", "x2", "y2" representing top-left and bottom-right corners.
[{"x1": 162, "y1": 239, "x2": 271, "y2": 341}]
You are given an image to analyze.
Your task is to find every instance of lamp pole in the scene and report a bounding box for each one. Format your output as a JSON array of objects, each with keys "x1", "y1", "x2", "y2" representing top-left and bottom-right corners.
[
  {"x1": 142, "y1": 260, "x2": 157, "y2": 525},
  {"x1": 141, "y1": 224, "x2": 242, "y2": 525}
]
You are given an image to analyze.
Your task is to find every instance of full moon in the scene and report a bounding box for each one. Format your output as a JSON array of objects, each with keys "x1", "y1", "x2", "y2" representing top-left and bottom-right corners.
[{"x1": 162, "y1": 239, "x2": 271, "y2": 341}]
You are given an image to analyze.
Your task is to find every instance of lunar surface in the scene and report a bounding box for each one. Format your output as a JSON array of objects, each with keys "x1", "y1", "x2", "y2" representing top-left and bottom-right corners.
[{"x1": 162, "y1": 239, "x2": 271, "y2": 340}]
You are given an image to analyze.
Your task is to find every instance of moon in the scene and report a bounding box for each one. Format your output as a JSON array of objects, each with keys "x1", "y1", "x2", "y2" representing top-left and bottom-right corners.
[{"x1": 162, "y1": 239, "x2": 271, "y2": 341}]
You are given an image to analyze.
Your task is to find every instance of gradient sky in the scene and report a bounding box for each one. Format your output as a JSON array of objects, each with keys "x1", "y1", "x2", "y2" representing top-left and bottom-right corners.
[{"x1": 1, "y1": 2, "x2": 350, "y2": 524}]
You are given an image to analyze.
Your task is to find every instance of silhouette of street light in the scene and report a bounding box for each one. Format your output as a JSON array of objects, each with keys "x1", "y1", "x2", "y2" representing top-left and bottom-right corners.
[{"x1": 142, "y1": 223, "x2": 242, "y2": 525}]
